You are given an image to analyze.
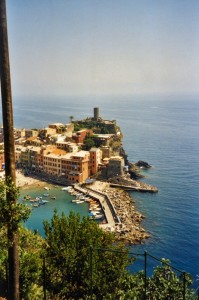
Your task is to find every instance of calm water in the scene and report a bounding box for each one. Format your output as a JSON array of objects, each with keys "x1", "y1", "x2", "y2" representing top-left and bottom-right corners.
[
  {"x1": 4, "y1": 94, "x2": 199, "y2": 285},
  {"x1": 20, "y1": 185, "x2": 89, "y2": 236}
]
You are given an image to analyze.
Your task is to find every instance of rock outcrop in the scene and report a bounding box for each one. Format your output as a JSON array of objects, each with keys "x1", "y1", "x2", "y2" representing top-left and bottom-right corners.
[{"x1": 135, "y1": 160, "x2": 152, "y2": 168}]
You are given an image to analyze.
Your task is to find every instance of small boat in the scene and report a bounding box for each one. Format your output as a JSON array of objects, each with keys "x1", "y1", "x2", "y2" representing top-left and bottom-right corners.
[
  {"x1": 30, "y1": 197, "x2": 40, "y2": 202},
  {"x1": 94, "y1": 214, "x2": 103, "y2": 219},
  {"x1": 33, "y1": 203, "x2": 39, "y2": 207},
  {"x1": 39, "y1": 199, "x2": 49, "y2": 205},
  {"x1": 43, "y1": 193, "x2": 49, "y2": 197},
  {"x1": 61, "y1": 186, "x2": 72, "y2": 191},
  {"x1": 76, "y1": 193, "x2": 83, "y2": 197},
  {"x1": 75, "y1": 200, "x2": 84, "y2": 204},
  {"x1": 95, "y1": 208, "x2": 102, "y2": 211},
  {"x1": 44, "y1": 187, "x2": 50, "y2": 190},
  {"x1": 50, "y1": 196, "x2": 56, "y2": 199},
  {"x1": 30, "y1": 199, "x2": 37, "y2": 203}
]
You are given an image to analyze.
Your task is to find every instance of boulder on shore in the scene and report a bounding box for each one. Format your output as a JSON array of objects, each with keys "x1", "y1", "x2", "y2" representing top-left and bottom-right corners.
[{"x1": 135, "y1": 160, "x2": 152, "y2": 169}]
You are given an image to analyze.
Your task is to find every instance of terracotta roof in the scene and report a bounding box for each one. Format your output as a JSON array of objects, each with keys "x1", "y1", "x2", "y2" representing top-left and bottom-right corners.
[{"x1": 51, "y1": 148, "x2": 66, "y2": 155}]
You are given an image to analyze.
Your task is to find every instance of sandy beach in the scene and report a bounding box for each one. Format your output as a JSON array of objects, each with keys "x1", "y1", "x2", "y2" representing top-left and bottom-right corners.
[
  {"x1": 0, "y1": 170, "x2": 46, "y2": 188},
  {"x1": 16, "y1": 171, "x2": 44, "y2": 188}
]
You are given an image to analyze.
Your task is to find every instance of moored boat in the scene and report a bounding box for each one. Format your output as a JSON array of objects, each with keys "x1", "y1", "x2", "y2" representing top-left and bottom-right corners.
[
  {"x1": 39, "y1": 199, "x2": 49, "y2": 205},
  {"x1": 61, "y1": 186, "x2": 72, "y2": 191},
  {"x1": 75, "y1": 200, "x2": 85, "y2": 204}
]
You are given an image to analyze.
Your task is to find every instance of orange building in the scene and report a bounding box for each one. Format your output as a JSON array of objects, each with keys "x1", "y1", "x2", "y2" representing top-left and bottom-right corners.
[
  {"x1": 72, "y1": 129, "x2": 93, "y2": 144},
  {"x1": 43, "y1": 148, "x2": 66, "y2": 176},
  {"x1": 89, "y1": 147, "x2": 102, "y2": 175},
  {"x1": 61, "y1": 151, "x2": 90, "y2": 184}
]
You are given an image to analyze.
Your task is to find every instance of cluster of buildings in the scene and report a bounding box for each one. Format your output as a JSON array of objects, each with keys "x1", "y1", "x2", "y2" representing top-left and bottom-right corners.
[{"x1": 0, "y1": 109, "x2": 126, "y2": 184}]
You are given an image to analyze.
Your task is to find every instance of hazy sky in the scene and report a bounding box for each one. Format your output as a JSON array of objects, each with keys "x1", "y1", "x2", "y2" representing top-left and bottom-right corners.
[{"x1": 6, "y1": 0, "x2": 199, "y2": 96}]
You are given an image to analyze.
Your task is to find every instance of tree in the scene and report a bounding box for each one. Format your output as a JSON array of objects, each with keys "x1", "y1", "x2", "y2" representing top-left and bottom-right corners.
[
  {"x1": 0, "y1": 208, "x2": 196, "y2": 299},
  {"x1": 69, "y1": 115, "x2": 74, "y2": 123},
  {"x1": 117, "y1": 259, "x2": 195, "y2": 300},
  {"x1": 147, "y1": 259, "x2": 194, "y2": 300},
  {"x1": 43, "y1": 211, "x2": 131, "y2": 299},
  {"x1": 84, "y1": 137, "x2": 95, "y2": 150},
  {"x1": 0, "y1": 225, "x2": 44, "y2": 299},
  {"x1": 0, "y1": 1, "x2": 20, "y2": 298}
]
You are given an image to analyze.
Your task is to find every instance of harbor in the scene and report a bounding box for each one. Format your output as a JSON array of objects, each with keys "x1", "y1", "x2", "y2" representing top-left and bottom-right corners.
[
  {"x1": 72, "y1": 181, "x2": 150, "y2": 244},
  {"x1": 17, "y1": 169, "x2": 150, "y2": 244}
]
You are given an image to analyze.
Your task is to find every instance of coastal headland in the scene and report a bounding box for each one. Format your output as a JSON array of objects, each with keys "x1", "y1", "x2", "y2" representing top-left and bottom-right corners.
[{"x1": 0, "y1": 107, "x2": 158, "y2": 244}]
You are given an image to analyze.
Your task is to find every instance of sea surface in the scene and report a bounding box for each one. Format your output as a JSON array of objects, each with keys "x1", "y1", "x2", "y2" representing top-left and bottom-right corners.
[{"x1": 3, "y1": 94, "x2": 199, "y2": 286}]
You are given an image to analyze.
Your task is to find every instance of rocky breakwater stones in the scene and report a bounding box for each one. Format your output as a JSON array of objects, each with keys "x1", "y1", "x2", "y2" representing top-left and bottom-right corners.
[{"x1": 103, "y1": 187, "x2": 150, "y2": 244}]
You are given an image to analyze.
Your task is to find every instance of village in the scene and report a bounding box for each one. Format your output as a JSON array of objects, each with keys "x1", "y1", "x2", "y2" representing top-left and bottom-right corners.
[
  {"x1": 0, "y1": 108, "x2": 125, "y2": 184},
  {"x1": 0, "y1": 108, "x2": 158, "y2": 244}
]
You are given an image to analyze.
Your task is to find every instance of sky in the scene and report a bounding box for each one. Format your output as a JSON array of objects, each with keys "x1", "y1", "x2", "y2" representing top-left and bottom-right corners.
[{"x1": 6, "y1": 0, "x2": 199, "y2": 97}]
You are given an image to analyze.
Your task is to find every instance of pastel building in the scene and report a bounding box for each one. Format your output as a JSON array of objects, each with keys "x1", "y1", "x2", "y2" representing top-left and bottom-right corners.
[
  {"x1": 25, "y1": 129, "x2": 39, "y2": 139},
  {"x1": 61, "y1": 151, "x2": 90, "y2": 184},
  {"x1": 48, "y1": 123, "x2": 66, "y2": 134},
  {"x1": 89, "y1": 147, "x2": 102, "y2": 175},
  {"x1": 20, "y1": 147, "x2": 31, "y2": 168},
  {"x1": 43, "y1": 148, "x2": 66, "y2": 176},
  {"x1": 44, "y1": 127, "x2": 57, "y2": 137},
  {"x1": 56, "y1": 141, "x2": 78, "y2": 153}
]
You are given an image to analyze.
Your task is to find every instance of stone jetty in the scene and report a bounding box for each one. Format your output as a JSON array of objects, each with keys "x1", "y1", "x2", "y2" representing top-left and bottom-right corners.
[
  {"x1": 101, "y1": 186, "x2": 150, "y2": 244},
  {"x1": 108, "y1": 175, "x2": 158, "y2": 193},
  {"x1": 75, "y1": 181, "x2": 150, "y2": 245}
]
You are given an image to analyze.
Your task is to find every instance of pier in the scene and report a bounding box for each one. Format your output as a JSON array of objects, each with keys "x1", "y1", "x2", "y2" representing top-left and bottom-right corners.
[
  {"x1": 74, "y1": 184, "x2": 120, "y2": 228},
  {"x1": 109, "y1": 183, "x2": 158, "y2": 192},
  {"x1": 74, "y1": 181, "x2": 151, "y2": 244}
]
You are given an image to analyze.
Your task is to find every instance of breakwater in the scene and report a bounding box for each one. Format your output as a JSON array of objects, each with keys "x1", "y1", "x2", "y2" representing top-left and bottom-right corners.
[{"x1": 76, "y1": 181, "x2": 150, "y2": 244}]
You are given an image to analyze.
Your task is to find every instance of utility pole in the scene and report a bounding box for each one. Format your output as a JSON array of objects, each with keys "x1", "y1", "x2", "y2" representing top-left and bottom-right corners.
[{"x1": 0, "y1": 0, "x2": 19, "y2": 299}]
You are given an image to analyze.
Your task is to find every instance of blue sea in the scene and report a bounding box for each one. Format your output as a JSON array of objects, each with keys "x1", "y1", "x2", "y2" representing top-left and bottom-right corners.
[{"x1": 5, "y1": 94, "x2": 199, "y2": 286}]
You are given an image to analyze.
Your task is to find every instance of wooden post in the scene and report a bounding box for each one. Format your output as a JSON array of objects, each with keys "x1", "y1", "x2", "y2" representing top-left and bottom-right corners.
[{"x1": 0, "y1": 1, "x2": 19, "y2": 299}]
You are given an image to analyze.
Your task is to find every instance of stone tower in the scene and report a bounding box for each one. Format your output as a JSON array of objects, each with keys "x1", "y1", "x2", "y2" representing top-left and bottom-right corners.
[{"x1": 94, "y1": 107, "x2": 99, "y2": 121}]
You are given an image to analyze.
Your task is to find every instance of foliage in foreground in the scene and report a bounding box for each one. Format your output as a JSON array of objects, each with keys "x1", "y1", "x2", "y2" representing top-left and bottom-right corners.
[
  {"x1": 0, "y1": 226, "x2": 44, "y2": 299},
  {"x1": 0, "y1": 179, "x2": 31, "y2": 231},
  {"x1": 43, "y1": 210, "x2": 131, "y2": 299},
  {"x1": 0, "y1": 208, "x2": 197, "y2": 299}
]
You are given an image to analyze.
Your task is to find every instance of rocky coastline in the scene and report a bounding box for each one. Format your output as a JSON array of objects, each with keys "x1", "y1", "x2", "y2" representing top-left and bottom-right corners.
[
  {"x1": 106, "y1": 188, "x2": 150, "y2": 244},
  {"x1": 85, "y1": 160, "x2": 157, "y2": 244},
  {"x1": 88, "y1": 181, "x2": 150, "y2": 245}
]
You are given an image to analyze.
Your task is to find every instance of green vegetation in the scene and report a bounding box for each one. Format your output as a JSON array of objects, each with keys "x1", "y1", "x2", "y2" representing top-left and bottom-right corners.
[
  {"x1": 74, "y1": 119, "x2": 117, "y2": 134},
  {"x1": 43, "y1": 211, "x2": 130, "y2": 299},
  {"x1": 69, "y1": 116, "x2": 74, "y2": 123},
  {"x1": 84, "y1": 137, "x2": 96, "y2": 150},
  {"x1": 0, "y1": 179, "x2": 31, "y2": 231},
  {"x1": 0, "y1": 226, "x2": 44, "y2": 299},
  {"x1": 0, "y1": 197, "x2": 197, "y2": 299}
]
